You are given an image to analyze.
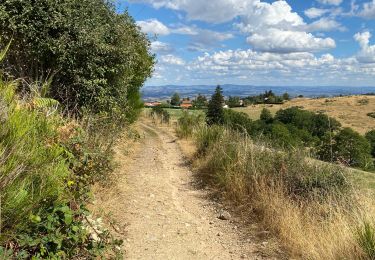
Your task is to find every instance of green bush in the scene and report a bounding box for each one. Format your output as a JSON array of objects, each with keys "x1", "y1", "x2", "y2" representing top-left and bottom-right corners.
[
  {"x1": 0, "y1": 0, "x2": 154, "y2": 117},
  {"x1": 223, "y1": 109, "x2": 254, "y2": 135},
  {"x1": 319, "y1": 128, "x2": 373, "y2": 169},
  {"x1": 0, "y1": 78, "x2": 70, "y2": 238}
]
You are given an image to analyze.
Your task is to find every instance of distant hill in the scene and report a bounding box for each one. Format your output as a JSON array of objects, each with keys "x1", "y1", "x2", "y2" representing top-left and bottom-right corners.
[{"x1": 141, "y1": 84, "x2": 375, "y2": 101}]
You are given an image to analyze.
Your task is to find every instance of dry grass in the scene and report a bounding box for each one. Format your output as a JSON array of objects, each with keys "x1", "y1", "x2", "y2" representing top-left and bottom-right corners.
[
  {"x1": 184, "y1": 124, "x2": 375, "y2": 259},
  {"x1": 234, "y1": 95, "x2": 375, "y2": 135}
]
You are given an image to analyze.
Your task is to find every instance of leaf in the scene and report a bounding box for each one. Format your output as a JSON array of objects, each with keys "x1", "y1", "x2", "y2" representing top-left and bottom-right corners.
[
  {"x1": 64, "y1": 213, "x2": 73, "y2": 225},
  {"x1": 0, "y1": 39, "x2": 12, "y2": 62}
]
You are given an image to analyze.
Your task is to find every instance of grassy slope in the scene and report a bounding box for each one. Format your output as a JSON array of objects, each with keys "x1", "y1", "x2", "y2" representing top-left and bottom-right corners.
[
  {"x1": 233, "y1": 95, "x2": 375, "y2": 192},
  {"x1": 234, "y1": 95, "x2": 375, "y2": 135}
]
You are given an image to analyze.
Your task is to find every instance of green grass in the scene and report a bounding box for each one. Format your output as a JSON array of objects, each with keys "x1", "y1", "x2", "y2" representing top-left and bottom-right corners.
[
  {"x1": 144, "y1": 107, "x2": 205, "y2": 120},
  {"x1": 0, "y1": 79, "x2": 70, "y2": 240}
]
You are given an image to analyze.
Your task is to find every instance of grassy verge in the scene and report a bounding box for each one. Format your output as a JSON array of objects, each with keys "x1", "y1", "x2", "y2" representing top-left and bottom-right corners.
[
  {"x1": 0, "y1": 78, "x2": 123, "y2": 258},
  {"x1": 177, "y1": 114, "x2": 375, "y2": 259}
]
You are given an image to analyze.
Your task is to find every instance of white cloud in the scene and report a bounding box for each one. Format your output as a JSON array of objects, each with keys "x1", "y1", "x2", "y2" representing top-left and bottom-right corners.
[
  {"x1": 304, "y1": 18, "x2": 345, "y2": 32},
  {"x1": 304, "y1": 8, "x2": 330, "y2": 19},
  {"x1": 160, "y1": 54, "x2": 186, "y2": 65},
  {"x1": 130, "y1": 0, "x2": 253, "y2": 23},
  {"x1": 132, "y1": 0, "x2": 337, "y2": 53},
  {"x1": 151, "y1": 41, "x2": 174, "y2": 54},
  {"x1": 317, "y1": 0, "x2": 343, "y2": 6},
  {"x1": 136, "y1": 19, "x2": 170, "y2": 35},
  {"x1": 354, "y1": 31, "x2": 375, "y2": 63},
  {"x1": 358, "y1": 0, "x2": 375, "y2": 18},
  {"x1": 246, "y1": 29, "x2": 335, "y2": 53},
  {"x1": 237, "y1": 1, "x2": 336, "y2": 53}
]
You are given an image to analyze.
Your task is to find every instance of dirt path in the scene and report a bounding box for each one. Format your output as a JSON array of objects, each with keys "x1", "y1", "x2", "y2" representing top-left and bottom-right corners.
[{"x1": 93, "y1": 121, "x2": 271, "y2": 260}]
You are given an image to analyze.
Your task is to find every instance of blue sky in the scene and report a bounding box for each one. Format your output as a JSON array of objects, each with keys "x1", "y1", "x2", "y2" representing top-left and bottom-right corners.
[{"x1": 118, "y1": 0, "x2": 375, "y2": 87}]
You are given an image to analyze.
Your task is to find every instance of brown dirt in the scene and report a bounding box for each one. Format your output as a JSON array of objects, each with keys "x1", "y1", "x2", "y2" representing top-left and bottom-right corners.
[{"x1": 92, "y1": 120, "x2": 277, "y2": 260}]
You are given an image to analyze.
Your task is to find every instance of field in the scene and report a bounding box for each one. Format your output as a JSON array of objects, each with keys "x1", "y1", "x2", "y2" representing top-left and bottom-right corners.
[{"x1": 234, "y1": 95, "x2": 375, "y2": 135}]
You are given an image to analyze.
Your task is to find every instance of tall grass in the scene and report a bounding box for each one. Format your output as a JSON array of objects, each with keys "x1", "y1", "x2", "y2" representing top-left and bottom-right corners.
[
  {"x1": 0, "y1": 78, "x2": 70, "y2": 240},
  {"x1": 185, "y1": 121, "x2": 375, "y2": 259}
]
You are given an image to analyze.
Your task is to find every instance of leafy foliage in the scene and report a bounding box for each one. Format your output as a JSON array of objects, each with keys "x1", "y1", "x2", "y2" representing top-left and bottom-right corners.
[
  {"x1": 0, "y1": 0, "x2": 154, "y2": 117},
  {"x1": 170, "y1": 92, "x2": 181, "y2": 106},
  {"x1": 318, "y1": 128, "x2": 373, "y2": 169}
]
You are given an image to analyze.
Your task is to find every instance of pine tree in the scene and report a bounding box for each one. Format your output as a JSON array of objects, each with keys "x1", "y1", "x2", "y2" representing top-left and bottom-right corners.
[{"x1": 206, "y1": 85, "x2": 224, "y2": 125}]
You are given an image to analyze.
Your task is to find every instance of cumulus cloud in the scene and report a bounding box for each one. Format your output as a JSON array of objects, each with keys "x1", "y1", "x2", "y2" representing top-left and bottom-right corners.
[
  {"x1": 237, "y1": 1, "x2": 336, "y2": 53},
  {"x1": 132, "y1": 0, "x2": 337, "y2": 53},
  {"x1": 130, "y1": 0, "x2": 253, "y2": 23},
  {"x1": 246, "y1": 29, "x2": 336, "y2": 53},
  {"x1": 358, "y1": 0, "x2": 375, "y2": 18},
  {"x1": 151, "y1": 41, "x2": 174, "y2": 54},
  {"x1": 137, "y1": 19, "x2": 170, "y2": 35},
  {"x1": 304, "y1": 18, "x2": 345, "y2": 32},
  {"x1": 160, "y1": 54, "x2": 186, "y2": 65},
  {"x1": 354, "y1": 31, "x2": 375, "y2": 63},
  {"x1": 304, "y1": 8, "x2": 330, "y2": 19},
  {"x1": 317, "y1": 0, "x2": 343, "y2": 6}
]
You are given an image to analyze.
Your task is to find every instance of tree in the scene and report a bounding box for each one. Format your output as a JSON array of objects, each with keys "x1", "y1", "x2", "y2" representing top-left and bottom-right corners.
[
  {"x1": 227, "y1": 96, "x2": 241, "y2": 108},
  {"x1": 192, "y1": 94, "x2": 207, "y2": 109},
  {"x1": 282, "y1": 92, "x2": 290, "y2": 101},
  {"x1": 206, "y1": 85, "x2": 224, "y2": 125},
  {"x1": 171, "y1": 92, "x2": 181, "y2": 106},
  {"x1": 0, "y1": 0, "x2": 154, "y2": 118},
  {"x1": 260, "y1": 108, "x2": 273, "y2": 124},
  {"x1": 365, "y1": 130, "x2": 375, "y2": 157},
  {"x1": 318, "y1": 128, "x2": 373, "y2": 169}
]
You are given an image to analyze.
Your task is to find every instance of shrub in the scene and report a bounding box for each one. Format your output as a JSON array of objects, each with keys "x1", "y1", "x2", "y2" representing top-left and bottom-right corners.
[
  {"x1": 150, "y1": 107, "x2": 171, "y2": 124},
  {"x1": 0, "y1": 0, "x2": 154, "y2": 116},
  {"x1": 223, "y1": 109, "x2": 254, "y2": 135},
  {"x1": 319, "y1": 128, "x2": 373, "y2": 169},
  {"x1": 260, "y1": 108, "x2": 273, "y2": 124},
  {"x1": 0, "y1": 78, "x2": 70, "y2": 238},
  {"x1": 176, "y1": 111, "x2": 204, "y2": 138}
]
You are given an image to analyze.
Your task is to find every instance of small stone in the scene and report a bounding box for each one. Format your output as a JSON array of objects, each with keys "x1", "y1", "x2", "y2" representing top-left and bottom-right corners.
[
  {"x1": 241, "y1": 254, "x2": 247, "y2": 259},
  {"x1": 217, "y1": 232, "x2": 222, "y2": 236},
  {"x1": 218, "y1": 210, "x2": 231, "y2": 220}
]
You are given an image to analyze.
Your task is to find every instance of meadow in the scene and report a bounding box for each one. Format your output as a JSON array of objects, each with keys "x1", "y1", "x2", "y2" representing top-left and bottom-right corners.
[{"x1": 234, "y1": 95, "x2": 375, "y2": 135}]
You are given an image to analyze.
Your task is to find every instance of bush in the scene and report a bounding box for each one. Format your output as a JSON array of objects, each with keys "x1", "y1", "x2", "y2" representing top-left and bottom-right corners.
[
  {"x1": 0, "y1": 0, "x2": 154, "y2": 116},
  {"x1": 176, "y1": 111, "x2": 204, "y2": 138},
  {"x1": 260, "y1": 108, "x2": 273, "y2": 124},
  {"x1": 223, "y1": 109, "x2": 254, "y2": 135},
  {"x1": 150, "y1": 106, "x2": 171, "y2": 124},
  {"x1": 319, "y1": 128, "x2": 373, "y2": 169},
  {"x1": 0, "y1": 78, "x2": 70, "y2": 238}
]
